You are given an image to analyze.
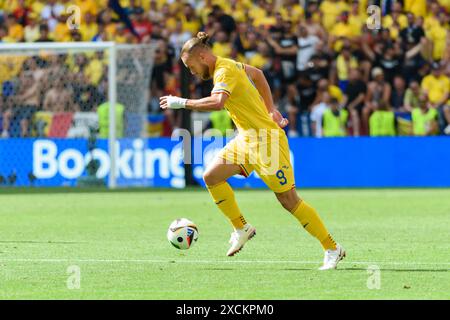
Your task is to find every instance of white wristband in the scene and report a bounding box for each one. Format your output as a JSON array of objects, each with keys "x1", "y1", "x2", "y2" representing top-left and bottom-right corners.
[{"x1": 167, "y1": 96, "x2": 187, "y2": 109}]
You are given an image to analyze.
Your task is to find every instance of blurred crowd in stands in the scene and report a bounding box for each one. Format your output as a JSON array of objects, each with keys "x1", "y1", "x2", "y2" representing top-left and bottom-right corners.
[{"x1": 0, "y1": 0, "x2": 449, "y2": 138}]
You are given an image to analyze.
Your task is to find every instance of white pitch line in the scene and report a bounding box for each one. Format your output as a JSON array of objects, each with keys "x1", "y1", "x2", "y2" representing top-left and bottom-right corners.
[{"x1": 0, "y1": 258, "x2": 449, "y2": 266}]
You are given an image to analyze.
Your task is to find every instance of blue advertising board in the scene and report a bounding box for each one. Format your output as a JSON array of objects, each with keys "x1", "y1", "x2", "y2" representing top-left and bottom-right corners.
[{"x1": 0, "y1": 137, "x2": 449, "y2": 188}]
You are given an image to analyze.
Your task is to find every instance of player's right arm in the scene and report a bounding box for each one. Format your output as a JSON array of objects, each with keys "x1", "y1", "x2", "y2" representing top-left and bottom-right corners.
[
  {"x1": 244, "y1": 64, "x2": 288, "y2": 128},
  {"x1": 159, "y1": 93, "x2": 227, "y2": 112},
  {"x1": 185, "y1": 93, "x2": 228, "y2": 111}
]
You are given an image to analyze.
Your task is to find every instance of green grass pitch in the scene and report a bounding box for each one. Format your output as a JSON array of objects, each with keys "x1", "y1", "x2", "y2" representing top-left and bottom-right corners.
[{"x1": 0, "y1": 188, "x2": 449, "y2": 299}]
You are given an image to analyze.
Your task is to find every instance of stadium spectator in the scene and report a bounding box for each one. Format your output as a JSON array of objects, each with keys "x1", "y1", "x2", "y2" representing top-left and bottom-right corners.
[
  {"x1": 310, "y1": 91, "x2": 332, "y2": 138},
  {"x1": 70, "y1": 53, "x2": 103, "y2": 112},
  {"x1": 335, "y1": 45, "x2": 358, "y2": 92},
  {"x1": 404, "y1": 0, "x2": 427, "y2": 18},
  {"x1": 424, "y1": 2, "x2": 442, "y2": 35},
  {"x1": 303, "y1": 6, "x2": 326, "y2": 40},
  {"x1": 412, "y1": 93, "x2": 439, "y2": 136},
  {"x1": 23, "y1": 12, "x2": 40, "y2": 42},
  {"x1": 363, "y1": 68, "x2": 392, "y2": 135},
  {"x1": 342, "y1": 68, "x2": 366, "y2": 136},
  {"x1": 249, "y1": 40, "x2": 272, "y2": 70},
  {"x1": 319, "y1": 0, "x2": 350, "y2": 32},
  {"x1": 400, "y1": 12, "x2": 425, "y2": 46},
  {"x1": 131, "y1": 7, "x2": 152, "y2": 42},
  {"x1": 97, "y1": 100, "x2": 125, "y2": 138},
  {"x1": 0, "y1": 24, "x2": 13, "y2": 42},
  {"x1": 2, "y1": 69, "x2": 41, "y2": 137},
  {"x1": 70, "y1": 29, "x2": 83, "y2": 42},
  {"x1": 5, "y1": 13, "x2": 23, "y2": 42},
  {"x1": 182, "y1": 3, "x2": 201, "y2": 36},
  {"x1": 329, "y1": 11, "x2": 356, "y2": 53},
  {"x1": 204, "y1": 109, "x2": 233, "y2": 137},
  {"x1": 169, "y1": 21, "x2": 192, "y2": 59},
  {"x1": 35, "y1": 23, "x2": 53, "y2": 42},
  {"x1": 80, "y1": 12, "x2": 99, "y2": 42},
  {"x1": 76, "y1": 0, "x2": 99, "y2": 17},
  {"x1": 211, "y1": 30, "x2": 232, "y2": 58},
  {"x1": 421, "y1": 63, "x2": 450, "y2": 131},
  {"x1": 148, "y1": 0, "x2": 164, "y2": 23},
  {"x1": 403, "y1": 80, "x2": 421, "y2": 112},
  {"x1": 264, "y1": 20, "x2": 299, "y2": 135},
  {"x1": 211, "y1": 4, "x2": 236, "y2": 36},
  {"x1": 369, "y1": 101, "x2": 396, "y2": 137},
  {"x1": 43, "y1": 73, "x2": 74, "y2": 113},
  {"x1": 401, "y1": 35, "x2": 427, "y2": 83},
  {"x1": 52, "y1": 13, "x2": 71, "y2": 42},
  {"x1": 322, "y1": 97, "x2": 348, "y2": 137},
  {"x1": 428, "y1": 11, "x2": 449, "y2": 62},
  {"x1": 296, "y1": 24, "x2": 321, "y2": 73},
  {"x1": 348, "y1": 0, "x2": 365, "y2": 37},
  {"x1": 12, "y1": 0, "x2": 31, "y2": 26},
  {"x1": 97, "y1": 9, "x2": 117, "y2": 41},
  {"x1": 390, "y1": 75, "x2": 407, "y2": 111},
  {"x1": 312, "y1": 78, "x2": 344, "y2": 109},
  {"x1": 231, "y1": 23, "x2": 253, "y2": 61},
  {"x1": 40, "y1": 0, "x2": 65, "y2": 32},
  {"x1": 382, "y1": 2, "x2": 408, "y2": 39},
  {"x1": 0, "y1": 0, "x2": 449, "y2": 138}
]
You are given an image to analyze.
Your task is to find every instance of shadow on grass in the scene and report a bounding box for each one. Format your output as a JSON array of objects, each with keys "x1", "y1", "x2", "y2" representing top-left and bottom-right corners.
[
  {"x1": 283, "y1": 267, "x2": 449, "y2": 272},
  {"x1": 338, "y1": 267, "x2": 449, "y2": 272},
  {"x1": 203, "y1": 267, "x2": 314, "y2": 271}
]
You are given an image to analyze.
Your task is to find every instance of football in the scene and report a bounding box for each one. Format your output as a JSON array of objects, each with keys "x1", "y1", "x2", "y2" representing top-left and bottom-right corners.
[{"x1": 167, "y1": 218, "x2": 199, "y2": 250}]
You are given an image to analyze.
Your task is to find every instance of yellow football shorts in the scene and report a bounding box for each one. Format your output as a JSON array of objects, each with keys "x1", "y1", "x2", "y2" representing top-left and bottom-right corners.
[{"x1": 217, "y1": 132, "x2": 295, "y2": 193}]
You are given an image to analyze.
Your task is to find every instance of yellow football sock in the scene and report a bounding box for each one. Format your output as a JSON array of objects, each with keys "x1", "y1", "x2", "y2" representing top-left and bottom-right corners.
[
  {"x1": 291, "y1": 200, "x2": 337, "y2": 251},
  {"x1": 207, "y1": 181, "x2": 247, "y2": 229}
]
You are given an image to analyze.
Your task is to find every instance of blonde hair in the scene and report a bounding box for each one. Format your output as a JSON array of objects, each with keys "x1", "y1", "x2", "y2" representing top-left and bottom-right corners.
[{"x1": 180, "y1": 32, "x2": 211, "y2": 56}]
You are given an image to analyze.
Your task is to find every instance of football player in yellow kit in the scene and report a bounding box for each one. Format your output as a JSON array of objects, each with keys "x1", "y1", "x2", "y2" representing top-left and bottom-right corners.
[{"x1": 160, "y1": 32, "x2": 345, "y2": 270}]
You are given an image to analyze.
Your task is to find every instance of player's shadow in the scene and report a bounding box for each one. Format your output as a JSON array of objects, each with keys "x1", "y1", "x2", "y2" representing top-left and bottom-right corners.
[
  {"x1": 336, "y1": 267, "x2": 449, "y2": 272},
  {"x1": 203, "y1": 267, "x2": 449, "y2": 272},
  {"x1": 204, "y1": 267, "x2": 313, "y2": 271},
  {"x1": 278, "y1": 267, "x2": 449, "y2": 272}
]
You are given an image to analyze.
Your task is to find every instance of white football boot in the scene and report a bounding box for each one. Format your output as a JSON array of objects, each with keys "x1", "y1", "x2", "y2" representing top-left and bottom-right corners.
[
  {"x1": 226, "y1": 224, "x2": 256, "y2": 256},
  {"x1": 318, "y1": 244, "x2": 346, "y2": 270}
]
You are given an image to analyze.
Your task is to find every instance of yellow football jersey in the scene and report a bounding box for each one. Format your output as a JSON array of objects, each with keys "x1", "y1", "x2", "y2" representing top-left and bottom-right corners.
[
  {"x1": 213, "y1": 57, "x2": 295, "y2": 191},
  {"x1": 211, "y1": 57, "x2": 281, "y2": 139}
]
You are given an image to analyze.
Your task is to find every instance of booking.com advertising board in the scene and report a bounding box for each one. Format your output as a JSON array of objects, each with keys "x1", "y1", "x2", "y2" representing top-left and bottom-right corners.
[{"x1": 1, "y1": 137, "x2": 450, "y2": 188}]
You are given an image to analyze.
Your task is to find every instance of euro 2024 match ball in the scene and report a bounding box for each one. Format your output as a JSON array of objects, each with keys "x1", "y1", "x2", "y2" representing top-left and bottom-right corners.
[{"x1": 167, "y1": 218, "x2": 199, "y2": 250}]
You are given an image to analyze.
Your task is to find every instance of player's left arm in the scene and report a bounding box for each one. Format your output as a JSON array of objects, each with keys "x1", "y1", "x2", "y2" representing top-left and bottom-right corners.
[
  {"x1": 159, "y1": 93, "x2": 228, "y2": 112},
  {"x1": 244, "y1": 63, "x2": 288, "y2": 128}
]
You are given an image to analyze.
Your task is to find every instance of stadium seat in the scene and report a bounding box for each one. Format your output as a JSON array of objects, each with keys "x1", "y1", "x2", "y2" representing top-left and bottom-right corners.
[{"x1": 48, "y1": 112, "x2": 74, "y2": 138}]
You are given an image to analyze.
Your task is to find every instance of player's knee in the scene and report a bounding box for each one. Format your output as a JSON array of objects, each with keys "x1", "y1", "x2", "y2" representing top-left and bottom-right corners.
[
  {"x1": 276, "y1": 190, "x2": 299, "y2": 212},
  {"x1": 203, "y1": 170, "x2": 219, "y2": 187}
]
